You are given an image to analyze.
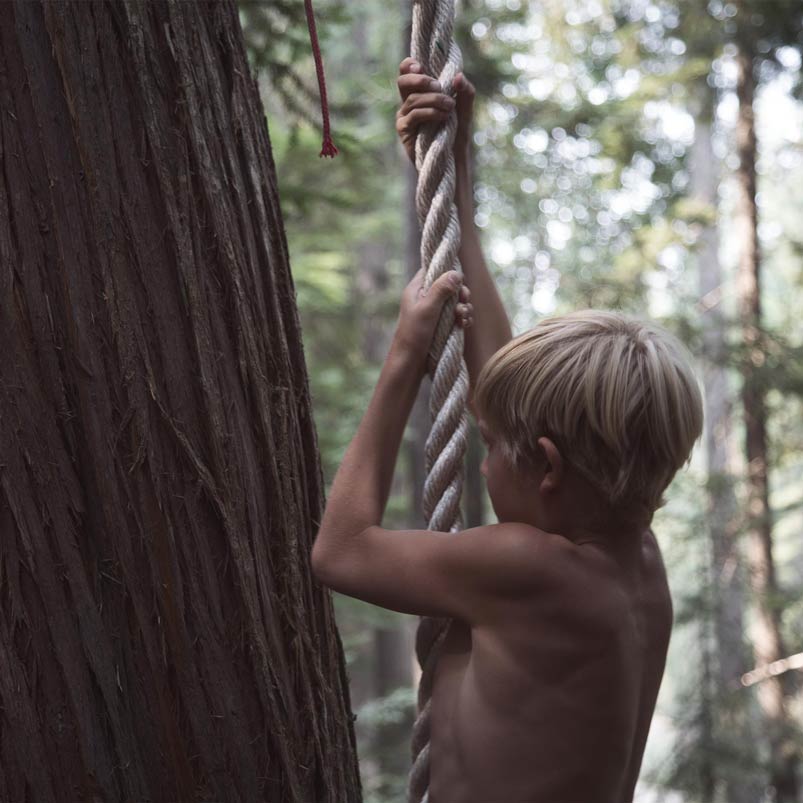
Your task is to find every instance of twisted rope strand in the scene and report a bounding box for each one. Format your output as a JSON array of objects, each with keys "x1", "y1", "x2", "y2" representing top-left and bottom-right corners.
[{"x1": 408, "y1": 1, "x2": 467, "y2": 801}]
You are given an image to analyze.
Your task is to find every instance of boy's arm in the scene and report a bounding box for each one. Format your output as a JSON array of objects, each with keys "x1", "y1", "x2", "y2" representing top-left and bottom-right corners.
[
  {"x1": 315, "y1": 520, "x2": 549, "y2": 621},
  {"x1": 396, "y1": 59, "x2": 513, "y2": 418},
  {"x1": 312, "y1": 275, "x2": 546, "y2": 623},
  {"x1": 454, "y1": 152, "x2": 513, "y2": 416}
]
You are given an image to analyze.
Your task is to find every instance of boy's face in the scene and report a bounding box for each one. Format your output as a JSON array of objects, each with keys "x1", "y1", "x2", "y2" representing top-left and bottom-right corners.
[{"x1": 478, "y1": 419, "x2": 541, "y2": 527}]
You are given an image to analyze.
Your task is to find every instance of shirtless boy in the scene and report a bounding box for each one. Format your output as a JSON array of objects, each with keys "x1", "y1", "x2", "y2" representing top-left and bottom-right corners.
[{"x1": 311, "y1": 58, "x2": 704, "y2": 803}]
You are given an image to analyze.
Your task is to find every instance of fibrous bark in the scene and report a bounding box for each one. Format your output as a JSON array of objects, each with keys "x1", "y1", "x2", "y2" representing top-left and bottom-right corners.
[
  {"x1": 0, "y1": 1, "x2": 360, "y2": 800},
  {"x1": 734, "y1": 40, "x2": 799, "y2": 803},
  {"x1": 692, "y1": 105, "x2": 759, "y2": 803}
]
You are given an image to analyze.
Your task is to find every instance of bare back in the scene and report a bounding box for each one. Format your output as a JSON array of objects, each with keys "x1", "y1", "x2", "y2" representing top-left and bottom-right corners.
[{"x1": 429, "y1": 528, "x2": 672, "y2": 803}]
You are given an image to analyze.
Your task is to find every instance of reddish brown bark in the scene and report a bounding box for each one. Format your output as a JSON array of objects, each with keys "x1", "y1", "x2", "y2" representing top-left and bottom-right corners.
[
  {"x1": 734, "y1": 43, "x2": 799, "y2": 802},
  {"x1": 692, "y1": 101, "x2": 760, "y2": 802},
  {"x1": 0, "y1": 1, "x2": 360, "y2": 800}
]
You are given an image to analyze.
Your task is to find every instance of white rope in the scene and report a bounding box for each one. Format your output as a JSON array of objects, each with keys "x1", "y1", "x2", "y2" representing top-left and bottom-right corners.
[{"x1": 407, "y1": 2, "x2": 468, "y2": 802}]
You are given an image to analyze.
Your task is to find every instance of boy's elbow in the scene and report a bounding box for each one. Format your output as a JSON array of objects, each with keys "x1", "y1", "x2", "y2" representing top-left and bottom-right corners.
[
  {"x1": 311, "y1": 535, "x2": 332, "y2": 582},
  {"x1": 311, "y1": 529, "x2": 369, "y2": 590},
  {"x1": 311, "y1": 532, "x2": 349, "y2": 586}
]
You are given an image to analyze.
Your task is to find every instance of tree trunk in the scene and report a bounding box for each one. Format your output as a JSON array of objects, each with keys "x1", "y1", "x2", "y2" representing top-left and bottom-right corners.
[
  {"x1": 372, "y1": 623, "x2": 415, "y2": 801},
  {"x1": 692, "y1": 106, "x2": 759, "y2": 803},
  {"x1": 734, "y1": 43, "x2": 799, "y2": 802},
  {"x1": 0, "y1": 2, "x2": 361, "y2": 800},
  {"x1": 354, "y1": 208, "x2": 415, "y2": 801}
]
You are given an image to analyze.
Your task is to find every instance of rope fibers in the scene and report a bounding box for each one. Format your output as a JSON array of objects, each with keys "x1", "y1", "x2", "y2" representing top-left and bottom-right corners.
[{"x1": 408, "y1": 2, "x2": 469, "y2": 801}]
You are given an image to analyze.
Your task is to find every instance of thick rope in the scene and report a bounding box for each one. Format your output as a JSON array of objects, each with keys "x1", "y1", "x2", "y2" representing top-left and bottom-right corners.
[{"x1": 407, "y1": 2, "x2": 468, "y2": 802}]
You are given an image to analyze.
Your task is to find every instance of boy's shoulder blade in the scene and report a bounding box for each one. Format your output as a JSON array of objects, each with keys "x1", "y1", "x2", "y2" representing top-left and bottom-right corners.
[
  {"x1": 480, "y1": 522, "x2": 576, "y2": 565},
  {"x1": 480, "y1": 523, "x2": 598, "y2": 593}
]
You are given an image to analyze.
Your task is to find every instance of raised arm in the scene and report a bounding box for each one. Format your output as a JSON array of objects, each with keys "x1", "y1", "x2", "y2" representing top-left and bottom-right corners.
[
  {"x1": 454, "y1": 139, "x2": 513, "y2": 415},
  {"x1": 396, "y1": 59, "x2": 512, "y2": 416}
]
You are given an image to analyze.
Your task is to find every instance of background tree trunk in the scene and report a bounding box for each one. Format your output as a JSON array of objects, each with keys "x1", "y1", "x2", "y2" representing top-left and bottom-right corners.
[
  {"x1": 692, "y1": 103, "x2": 758, "y2": 803},
  {"x1": 734, "y1": 41, "x2": 799, "y2": 802},
  {"x1": 0, "y1": 2, "x2": 361, "y2": 800},
  {"x1": 354, "y1": 213, "x2": 416, "y2": 801}
]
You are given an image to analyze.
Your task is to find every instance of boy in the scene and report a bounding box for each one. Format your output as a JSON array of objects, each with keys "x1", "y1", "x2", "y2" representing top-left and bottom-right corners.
[{"x1": 311, "y1": 58, "x2": 704, "y2": 803}]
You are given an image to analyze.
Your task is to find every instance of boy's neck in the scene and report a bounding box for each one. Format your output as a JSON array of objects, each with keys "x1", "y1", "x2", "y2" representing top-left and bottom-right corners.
[
  {"x1": 547, "y1": 471, "x2": 651, "y2": 547},
  {"x1": 562, "y1": 523, "x2": 647, "y2": 548}
]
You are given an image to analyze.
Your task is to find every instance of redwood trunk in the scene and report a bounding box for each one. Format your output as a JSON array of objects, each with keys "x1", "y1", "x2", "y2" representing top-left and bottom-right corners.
[
  {"x1": 0, "y1": 1, "x2": 360, "y2": 800},
  {"x1": 692, "y1": 106, "x2": 758, "y2": 802},
  {"x1": 355, "y1": 192, "x2": 415, "y2": 796},
  {"x1": 734, "y1": 43, "x2": 798, "y2": 802}
]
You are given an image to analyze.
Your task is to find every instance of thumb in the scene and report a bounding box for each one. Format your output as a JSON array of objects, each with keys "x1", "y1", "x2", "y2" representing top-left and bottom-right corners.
[
  {"x1": 409, "y1": 266, "x2": 425, "y2": 294},
  {"x1": 424, "y1": 270, "x2": 461, "y2": 305}
]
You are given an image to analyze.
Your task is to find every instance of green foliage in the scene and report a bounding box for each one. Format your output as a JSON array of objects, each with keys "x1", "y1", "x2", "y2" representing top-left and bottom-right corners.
[
  {"x1": 240, "y1": 0, "x2": 354, "y2": 129},
  {"x1": 357, "y1": 686, "x2": 417, "y2": 729}
]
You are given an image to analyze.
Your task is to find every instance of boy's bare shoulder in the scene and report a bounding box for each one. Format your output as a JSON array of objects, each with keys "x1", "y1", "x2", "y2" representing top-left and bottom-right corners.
[
  {"x1": 499, "y1": 522, "x2": 616, "y2": 576},
  {"x1": 505, "y1": 524, "x2": 670, "y2": 614},
  {"x1": 490, "y1": 524, "x2": 586, "y2": 578}
]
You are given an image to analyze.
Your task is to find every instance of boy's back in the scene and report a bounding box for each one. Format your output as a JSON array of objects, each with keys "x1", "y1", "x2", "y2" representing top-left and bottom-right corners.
[{"x1": 430, "y1": 527, "x2": 672, "y2": 803}]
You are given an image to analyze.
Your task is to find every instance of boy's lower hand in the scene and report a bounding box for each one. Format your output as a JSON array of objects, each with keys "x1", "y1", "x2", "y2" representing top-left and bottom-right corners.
[
  {"x1": 392, "y1": 268, "x2": 473, "y2": 375},
  {"x1": 396, "y1": 58, "x2": 476, "y2": 165}
]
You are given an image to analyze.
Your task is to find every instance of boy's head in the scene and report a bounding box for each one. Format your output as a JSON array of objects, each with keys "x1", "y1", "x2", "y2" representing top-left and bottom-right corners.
[{"x1": 473, "y1": 310, "x2": 703, "y2": 528}]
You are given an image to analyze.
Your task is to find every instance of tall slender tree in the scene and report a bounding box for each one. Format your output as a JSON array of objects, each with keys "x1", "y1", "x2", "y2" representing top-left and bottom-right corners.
[
  {"x1": 733, "y1": 6, "x2": 799, "y2": 799},
  {"x1": 0, "y1": 2, "x2": 360, "y2": 800},
  {"x1": 691, "y1": 90, "x2": 759, "y2": 803}
]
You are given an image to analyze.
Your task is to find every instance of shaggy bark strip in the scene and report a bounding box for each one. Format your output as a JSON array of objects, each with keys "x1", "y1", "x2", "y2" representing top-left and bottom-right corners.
[
  {"x1": 734, "y1": 32, "x2": 798, "y2": 803},
  {"x1": 0, "y1": 1, "x2": 361, "y2": 800}
]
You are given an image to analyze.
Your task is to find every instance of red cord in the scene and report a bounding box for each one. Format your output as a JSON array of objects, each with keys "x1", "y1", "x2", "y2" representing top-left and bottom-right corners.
[{"x1": 303, "y1": 0, "x2": 338, "y2": 158}]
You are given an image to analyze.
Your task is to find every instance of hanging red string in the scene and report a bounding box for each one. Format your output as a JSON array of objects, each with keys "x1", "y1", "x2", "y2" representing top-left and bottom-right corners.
[{"x1": 303, "y1": 0, "x2": 338, "y2": 158}]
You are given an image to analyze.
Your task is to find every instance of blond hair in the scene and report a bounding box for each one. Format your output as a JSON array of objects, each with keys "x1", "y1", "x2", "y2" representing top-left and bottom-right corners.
[{"x1": 473, "y1": 310, "x2": 703, "y2": 521}]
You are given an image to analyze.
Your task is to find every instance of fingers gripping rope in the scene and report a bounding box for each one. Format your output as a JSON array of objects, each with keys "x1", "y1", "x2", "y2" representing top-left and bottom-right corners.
[{"x1": 408, "y1": 2, "x2": 468, "y2": 802}]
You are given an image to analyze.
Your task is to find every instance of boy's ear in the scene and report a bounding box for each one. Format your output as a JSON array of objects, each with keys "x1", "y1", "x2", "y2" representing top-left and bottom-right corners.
[{"x1": 537, "y1": 437, "x2": 564, "y2": 493}]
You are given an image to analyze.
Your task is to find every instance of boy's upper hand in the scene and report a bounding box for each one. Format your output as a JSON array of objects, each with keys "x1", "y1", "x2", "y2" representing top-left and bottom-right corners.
[{"x1": 396, "y1": 57, "x2": 476, "y2": 165}]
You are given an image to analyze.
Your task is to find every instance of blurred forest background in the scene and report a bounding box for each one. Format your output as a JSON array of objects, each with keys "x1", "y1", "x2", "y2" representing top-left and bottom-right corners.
[{"x1": 239, "y1": 1, "x2": 803, "y2": 800}]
